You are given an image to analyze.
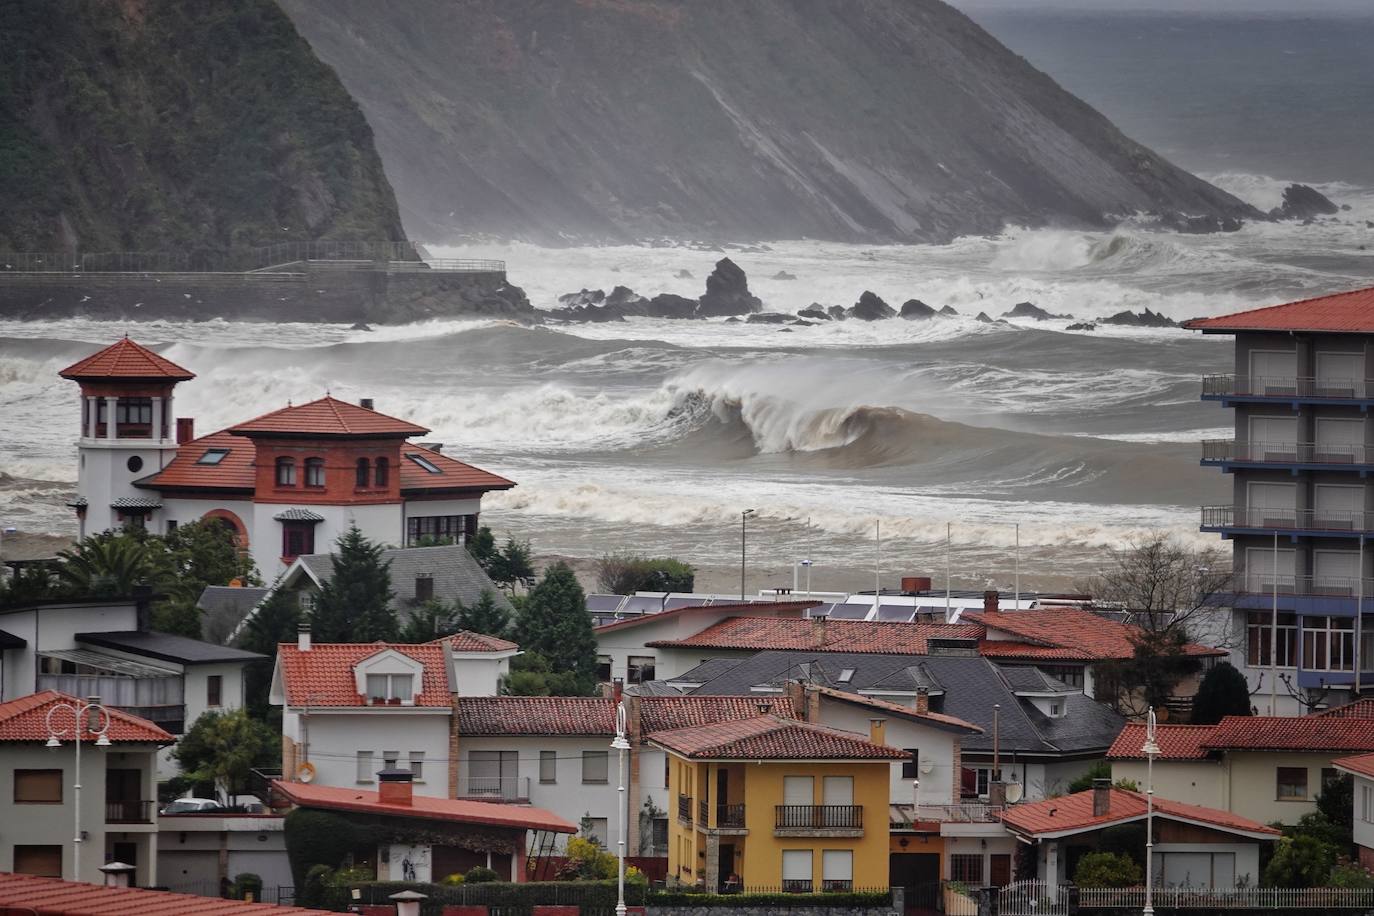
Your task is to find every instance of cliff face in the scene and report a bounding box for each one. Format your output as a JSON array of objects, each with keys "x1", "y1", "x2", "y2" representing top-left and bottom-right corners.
[
  {"x1": 0, "y1": 0, "x2": 407, "y2": 252},
  {"x1": 280, "y1": 0, "x2": 1259, "y2": 245}
]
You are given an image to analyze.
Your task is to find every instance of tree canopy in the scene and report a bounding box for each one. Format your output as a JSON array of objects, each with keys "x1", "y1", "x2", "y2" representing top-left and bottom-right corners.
[
  {"x1": 310, "y1": 526, "x2": 396, "y2": 642},
  {"x1": 467, "y1": 526, "x2": 535, "y2": 595},
  {"x1": 595, "y1": 552, "x2": 695, "y2": 594},
  {"x1": 173, "y1": 708, "x2": 278, "y2": 804},
  {"x1": 1191, "y1": 661, "x2": 1252, "y2": 724},
  {"x1": 506, "y1": 563, "x2": 596, "y2": 695}
]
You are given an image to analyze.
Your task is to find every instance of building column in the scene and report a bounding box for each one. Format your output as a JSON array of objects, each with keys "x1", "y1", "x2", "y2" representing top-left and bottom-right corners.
[
  {"x1": 152, "y1": 396, "x2": 163, "y2": 444},
  {"x1": 165, "y1": 393, "x2": 175, "y2": 441},
  {"x1": 104, "y1": 396, "x2": 118, "y2": 439},
  {"x1": 86, "y1": 396, "x2": 98, "y2": 438},
  {"x1": 448, "y1": 691, "x2": 461, "y2": 798},
  {"x1": 703, "y1": 832, "x2": 720, "y2": 892}
]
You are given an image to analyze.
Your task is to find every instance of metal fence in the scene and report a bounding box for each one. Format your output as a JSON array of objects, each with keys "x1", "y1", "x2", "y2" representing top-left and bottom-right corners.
[
  {"x1": 1203, "y1": 438, "x2": 1374, "y2": 465},
  {"x1": 1078, "y1": 885, "x2": 1374, "y2": 909},
  {"x1": 1203, "y1": 374, "x2": 1369, "y2": 400}
]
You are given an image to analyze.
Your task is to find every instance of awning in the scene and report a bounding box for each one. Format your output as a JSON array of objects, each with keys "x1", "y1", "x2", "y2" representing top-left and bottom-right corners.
[
  {"x1": 273, "y1": 508, "x2": 325, "y2": 522},
  {"x1": 111, "y1": 497, "x2": 162, "y2": 511},
  {"x1": 41, "y1": 649, "x2": 179, "y2": 678}
]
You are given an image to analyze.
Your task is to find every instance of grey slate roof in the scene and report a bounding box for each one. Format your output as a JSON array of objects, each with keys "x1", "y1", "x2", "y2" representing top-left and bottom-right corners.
[
  {"x1": 295, "y1": 545, "x2": 510, "y2": 613},
  {"x1": 0, "y1": 629, "x2": 26, "y2": 650},
  {"x1": 76, "y1": 630, "x2": 265, "y2": 665},
  {"x1": 674, "y1": 649, "x2": 1123, "y2": 757},
  {"x1": 197, "y1": 586, "x2": 271, "y2": 645}
]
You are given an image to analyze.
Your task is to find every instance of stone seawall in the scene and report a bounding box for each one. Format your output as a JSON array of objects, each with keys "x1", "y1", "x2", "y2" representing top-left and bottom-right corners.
[{"x1": 0, "y1": 268, "x2": 536, "y2": 324}]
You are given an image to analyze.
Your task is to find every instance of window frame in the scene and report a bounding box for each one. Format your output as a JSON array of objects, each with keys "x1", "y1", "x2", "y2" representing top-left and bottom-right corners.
[
  {"x1": 781, "y1": 849, "x2": 814, "y2": 893},
  {"x1": 356, "y1": 457, "x2": 371, "y2": 489},
  {"x1": 281, "y1": 520, "x2": 315, "y2": 560},
  {"x1": 356, "y1": 750, "x2": 375, "y2": 784},
  {"x1": 1247, "y1": 611, "x2": 1299, "y2": 668},
  {"x1": 950, "y1": 853, "x2": 983, "y2": 884},
  {"x1": 304, "y1": 457, "x2": 326, "y2": 488},
  {"x1": 627, "y1": 655, "x2": 656, "y2": 684},
  {"x1": 375, "y1": 456, "x2": 390, "y2": 487},
  {"x1": 1277, "y1": 766, "x2": 1309, "y2": 800},
  {"x1": 409, "y1": 751, "x2": 425, "y2": 782},
  {"x1": 366, "y1": 672, "x2": 415, "y2": 703},
  {"x1": 275, "y1": 456, "x2": 296, "y2": 487},
  {"x1": 582, "y1": 750, "x2": 610, "y2": 785},
  {"x1": 1302, "y1": 615, "x2": 1356, "y2": 671},
  {"x1": 821, "y1": 849, "x2": 854, "y2": 892},
  {"x1": 902, "y1": 748, "x2": 920, "y2": 780},
  {"x1": 206, "y1": 674, "x2": 222, "y2": 708},
  {"x1": 14, "y1": 769, "x2": 63, "y2": 804},
  {"x1": 540, "y1": 750, "x2": 557, "y2": 784}
]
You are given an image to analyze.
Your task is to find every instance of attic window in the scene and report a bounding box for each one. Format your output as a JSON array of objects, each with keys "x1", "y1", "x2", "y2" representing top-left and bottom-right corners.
[
  {"x1": 406, "y1": 452, "x2": 442, "y2": 474},
  {"x1": 838, "y1": 668, "x2": 856, "y2": 683},
  {"x1": 197, "y1": 448, "x2": 230, "y2": 465},
  {"x1": 366, "y1": 673, "x2": 414, "y2": 703},
  {"x1": 1050, "y1": 700, "x2": 1064, "y2": 717}
]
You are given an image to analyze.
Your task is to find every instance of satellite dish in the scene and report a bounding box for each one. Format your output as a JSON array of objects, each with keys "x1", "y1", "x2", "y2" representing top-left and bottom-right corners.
[
  {"x1": 919, "y1": 759, "x2": 934, "y2": 775},
  {"x1": 296, "y1": 761, "x2": 317, "y2": 784},
  {"x1": 1005, "y1": 781, "x2": 1024, "y2": 803}
]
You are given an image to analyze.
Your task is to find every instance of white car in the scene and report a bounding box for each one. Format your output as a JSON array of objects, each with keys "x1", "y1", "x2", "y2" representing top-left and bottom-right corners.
[{"x1": 160, "y1": 797, "x2": 223, "y2": 815}]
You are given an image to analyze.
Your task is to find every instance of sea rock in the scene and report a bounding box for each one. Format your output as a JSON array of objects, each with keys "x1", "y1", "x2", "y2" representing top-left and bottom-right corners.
[
  {"x1": 791, "y1": 319, "x2": 815, "y2": 326},
  {"x1": 350, "y1": 321, "x2": 373, "y2": 331},
  {"x1": 1101, "y1": 308, "x2": 1177, "y2": 328},
  {"x1": 939, "y1": 305, "x2": 959, "y2": 317},
  {"x1": 899, "y1": 299, "x2": 937, "y2": 320},
  {"x1": 975, "y1": 312, "x2": 995, "y2": 324},
  {"x1": 746, "y1": 312, "x2": 792, "y2": 324},
  {"x1": 827, "y1": 305, "x2": 848, "y2": 321},
  {"x1": 605, "y1": 285, "x2": 649, "y2": 311},
  {"x1": 674, "y1": 269, "x2": 694, "y2": 279},
  {"x1": 558, "y1": 288, "x2": 606, "y2": 308},
  {"x1": 1271, "y1": 184, "x2": 1340, "y2": 221},
  {"x1": 772, "y1": 271, "x2": 797, "y2": 281},
  {"x1": 646, "y1": 293, "x2": 699, "y2": 320},
  {"x1": 725, "y1": 316, "x2": 741, "y2": 323},
  {"x1": 1164, "y1": 213, "x2": 1244, "y2": 234},
  {"x1": 848, "y1": 290, "x2": 896, "y2": 321},
  {"x1": 697, "y1": 257, "x2": 762, "y2": 317},
  {"x1": 1066, "y1": 322, "x2": 1097, "y2": 332},
  {"x1": 797, "y1": 306, "x2": 831, "y2": 321},
  {"x1": 1001, "y1": 301, "x2": 1064, "y2": 321}
]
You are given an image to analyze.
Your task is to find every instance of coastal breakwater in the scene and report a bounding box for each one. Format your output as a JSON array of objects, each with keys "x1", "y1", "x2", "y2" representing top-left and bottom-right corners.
[{"x1": 0, "y1": 262, "x2": 537, "y2": 325}]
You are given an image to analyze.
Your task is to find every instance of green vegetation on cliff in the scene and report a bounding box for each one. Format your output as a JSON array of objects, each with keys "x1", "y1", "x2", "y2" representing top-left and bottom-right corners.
[{"x1": 0, "y1": 0, "x2": 408, "y2": 252}]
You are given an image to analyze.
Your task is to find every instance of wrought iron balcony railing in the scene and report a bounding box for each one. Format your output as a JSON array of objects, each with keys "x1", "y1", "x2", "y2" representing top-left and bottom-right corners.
[
  {"x1": 1201, "y1": 505, "x2": 1374, "y2": 533},
  {"x1": 1202, "y1": 439, "x2": 1374, "y2": 465},
  {"x1": 1202, "y1": 374, "x2": 1367, "y2": 399}
]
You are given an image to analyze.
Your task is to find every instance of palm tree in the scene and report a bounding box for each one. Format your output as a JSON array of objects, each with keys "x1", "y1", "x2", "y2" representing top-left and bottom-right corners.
[{"x1": 56, "y1": 534, "x2": 153, "y2": 597}]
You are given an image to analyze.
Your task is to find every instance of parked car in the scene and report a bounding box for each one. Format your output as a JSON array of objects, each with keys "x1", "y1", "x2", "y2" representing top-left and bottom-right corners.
[{"x1": 160, "y1": 797, "x2": 223, "y2": 814}]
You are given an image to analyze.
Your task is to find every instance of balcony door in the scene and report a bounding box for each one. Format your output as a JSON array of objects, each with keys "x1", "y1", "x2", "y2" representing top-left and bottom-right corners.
[
  {"x1": 468, "y1": 750, "x2": 518, "y2": 799},
  {"x1": 1249, "y1": 416, "x2": 1298, "y2": 461},
  {"x1": 1245, "y1": 546, "x2": 1295, "y2": 593},
  {"x1": 1316, "y1": 418, "x2": 1364, "y2": 464},
  {"x1": 1316, "y1": 352, "x2": 1362, "y2": 397},
  {"x1": 1315, "y1": 484, "x2": 1363, "y2": 530},
  {"x1": 1247, "y1": 482, "x2": 1296, "y2": 527},
  {"x1": 822, "y1": 775, "x2": 853, "y2": 826},
  {"x1": 1313, "y1": 550, "x2": 1361, "y2": 596},
  {"x1": 1250, "y1": 350, "x2": 1297, "y2": 395}
]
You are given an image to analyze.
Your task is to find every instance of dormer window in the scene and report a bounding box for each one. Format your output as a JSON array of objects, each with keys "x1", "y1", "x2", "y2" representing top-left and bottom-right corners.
[
  {"x1": 366, "y1": 673, "x2": 414, "y2": 703},
  {"x1": 354, "y1": 647, "x2": 425, "y2": 706},
  {"x1": 1050, "y1": 700, "x2": 1064, "y2": 717}
]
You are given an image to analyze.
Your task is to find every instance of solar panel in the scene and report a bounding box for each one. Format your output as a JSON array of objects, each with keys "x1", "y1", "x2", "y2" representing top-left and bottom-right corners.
[
  {"x1": 664, "y1": 597, "x2": 709, "y2": 611},
  {"x1": 620, "y1": 595, "x2": 664, "y2": 614},
  {"x1": 877, "y1": 605, "x2": 916, "y2": 622},
  {"x1": 805, "y1": 603, "x2": 837, "y2": 618},
  {"x1": 829, "y1": 604, "x2": 871, "y2": 619},
  {"x1": 585, "y1": 595, "x2": 625, "y2": 613}
]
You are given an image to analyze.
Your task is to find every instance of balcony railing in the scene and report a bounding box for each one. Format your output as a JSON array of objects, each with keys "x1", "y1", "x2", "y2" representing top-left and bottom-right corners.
[
  {"x1": 910, "y1": 803, "x2": 1005, "y2": 823},
  {"x1": 1201, "y1": 505, "x2": 1374, "y2": 533},
  {"x1": 699, "y1": 798, "x2": 709, "y2": 825},
  {"x1": 774, "y1": 805, "x2": 863, "y2": 830},
  {"x1": 106, "y1": 799, "x2": 154, "y2": 823},
  {"x1": 1235, "y1": 574, "x2": 1374, "y2": 598},
  {"x1": 678, "y1": 794, "x2": 693, "y2": 825},
  {"x1": 457, "y1": 776, "x2": 529, "y2": 802},
  {"x1": 1202, "y1": 439, "x2": 1374, "y2": 466},
  {"x1": 717, "y1": 803, "x2": 746, "y2": 828},
  {"x1": 1202, "y1": 375, "x2": 1367, "y2": 399}
]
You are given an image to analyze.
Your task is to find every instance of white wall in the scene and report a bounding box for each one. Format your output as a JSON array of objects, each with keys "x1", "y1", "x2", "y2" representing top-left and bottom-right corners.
[
  {"x1": 1153, "y1": 842, "x2": 1260, "y2": 888},
  {"x1": 1112, "y1": 760, "x2": 1226, "y2": 809},
  {"x1": 249, "y1": 502, "x2": 405, "y2": 581},
  {"x1": 284, "y1": 709, "x2": 451, "y2": 797},
  {"x1": 814, "y1": 701, "x2": 959, "y2": 807},
  {"x1": 0, "y1": 602, "x2": 141, "y2": 702},
  {"x1": 157, "y1": 815, "x2": 291, "y2": 893},
  {"x1": 1354, "y1": 774, "x2": 1374, "y2": 855},
  {"x1": 77, "y1": 434, "x2": 180, "y2": 537},
  {"x1": 450, "y1": 656, "x2": 508, "y2": 698},
  {"x1": 943, "y1": 833, "x2": 1019, "y2": 882}
]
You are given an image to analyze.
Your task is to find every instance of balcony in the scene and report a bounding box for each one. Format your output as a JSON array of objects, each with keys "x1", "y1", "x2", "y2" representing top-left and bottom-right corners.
[
  {"x1": 1201, "y1": 506, "x2": 1374, "y2": 537},
  {"x1": 677, "y1": 794, "x2": 693, "y2": 825},
  {"x1": 1227, "y1": 574, "x2": 1374, "y2": 614},
  {"x1": 1202, "y1": 375, "x2": 1370, "y2": 404},
  {"x1": 774, "y1": 804, "x2": 863, "y2": 837},
  {"x1": 457, "y1": 776, "x2": 530, "y2": 803},
  {"x1": 1202, "y1": 440, "x2": 1374, "y2": 470},
  {"x1": 106, "y1": 799, "x2": 154, "y2": 824},
  {"x1": 911, "y1": 803, "x2": 1005, "y2": 823},
  {"x1": 717, "y1": 803, "x2": 746, "y2": 828}
]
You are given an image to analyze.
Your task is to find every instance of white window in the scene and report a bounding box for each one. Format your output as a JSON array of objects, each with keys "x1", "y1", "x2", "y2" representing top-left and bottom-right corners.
[
  {"x1": 409, "y1": 751, "x2": 425, "y2": 781},
  {"x1": 1245, "y1": 546, "x2": 1296, "y2": 593},
  {"x1": 1315, "y1": 484, "x2": 1363, "y2": 529},
  {"x1": 822, "y1": 775, "x2": 853, "y2": 806},
  {"x1": 383, "y1": 750, "x2": 399, "y2": 771},
  {"x1": 1302, "y1": 616, "x2": 1355, "y2": 671},
  {"x1": 1249, "y1": 350, "x2": 1297, "y2": 394},
  {"x1": 1315, "y1": 417, "x2": 1363, "y2": 462},
  {"x1": 1246, "y1": 482, "x2": 1296, "y2": 527},
  {"x1": 782, "y1": 849, "x2": 813, "y2": 892},
  {"x1": 582, "y1": 750, "x2": 609, "y2": 784},
  {"x1": 1362, "y1": 784, "x2": 1374, "y2": 824},
  {"x1": 1248, "y1": 416, "x2": 1298, "y2": 460},
  {"x1": 822, "y1": 850, "x2": 854, "y2": 891},
  {"x1": 628, "y1": 656, "x2": 656, "y2": 684},
  {"x1": 540, "y1": 750, "x2": 557, "y2": 784},
  {"x1": 365, "y1": 673, "x2": 414, "y2": 702},
  {"x1": 356, "y1": 751, "x2": 374, "y2": 782},
  {"x1": 1314, "y1": 550, "x2": 1361, "y2": 595},
  {"x1": 1316, "y1": 351, "x2": 1362, "y2": 396},
  {"x1": 838, "y1": 668, "x2": 856, "y2": 683},
  {"x1": 783, "y1": 775, "x2": 814, "y2": 807},
  {"x1": 1050, "y1": 700, "x2": 1064, "y2": 717},
  {"x1": 1246, "y1": 611, "x2": 1297, "y2": 668}
]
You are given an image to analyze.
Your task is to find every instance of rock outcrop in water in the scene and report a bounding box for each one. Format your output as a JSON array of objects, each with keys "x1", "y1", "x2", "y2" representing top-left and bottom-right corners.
[
  {"x1": 900, "y1": 299, "x2": 938, "y2": 320},
  {"x1": 1003, "y1": 302, "x2": 1065, "y2": 321},
  {"x1": 279, "y1": 0, "x2": 1260, "y2": 244},
  {"x1": 1102, "y1": 308, "x2": 1178, "y2": 328},
  {"x1": 1271, "y1": 184, "x2": 1341, "y2": 221},
  {"x1": 697, "y1": 258, "x2": 762, "y2": 317},
  {"x1": 849, "y1": 292, "x2": 897, "y2": 321},
  {"x1": 550, "y1": 258, "x2": 760, "y2": 321}
]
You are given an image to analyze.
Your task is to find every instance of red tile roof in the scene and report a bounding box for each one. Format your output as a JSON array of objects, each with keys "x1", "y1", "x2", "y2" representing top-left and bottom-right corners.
[
  {"x1": 809, "y1": 685, "x2": 983, "y2": 734},
  {"x1": 0, "y1": 872, "x2": 327, "y2": 915},
  {"x1": 58, "y1": 337, "x2": 196, "y2": 381},
  {"x1": 274, "y1": 779, "x2": 577, "y2": 833},
  {"x1": 593, "y1": 600, "x2": 820, "y2": 634},
  {"x1": 399, "y1": 447, "x2": 515, "y2": 493},
  {"x1": 1183, "y1": 286, "x2": 1374, "y2": 334},
  {"x1": 1334, "y1": 752, "x2": 1374, "y2": 780},
  {"x1": 457, "y1": 697, "x2": 615, "y2": 735},
  {"x1": 646, "y1": 616, "x2": 984, "y2": 654},
  {"x1": 1203, "y1": 714, "x2": 1374, "y2": 753},
  {"x1": 647, "y1": 714, "x2": 909, "y2": 760},
  {"x1": 276, "y1": 643, "x2": 450, "y2": 707},
  {"x1": 230, "y1": 396, "x2": 429, "y2": 438},
  {"x1": 1001, "y1": 787, "x2": 1279, "y2": 840},
  {"x1": 967, "y1": 609, "x2": 1224, "y2": 661},
  {"x1": 1107, "y1": 724, "x2": 1217, "y2": 760},
  {"x1": 435, "y1": 630, "x2": 520, "y2": 653},
  {"x1": 636, "y1": 695, "x2": 797, "y2": 734},
  {"x1": 0, "y1": 690, "x2": 174, "y2": 744},
  {"x1": 1312, "y1": 699, "x2": 1374, "y2": 719}
]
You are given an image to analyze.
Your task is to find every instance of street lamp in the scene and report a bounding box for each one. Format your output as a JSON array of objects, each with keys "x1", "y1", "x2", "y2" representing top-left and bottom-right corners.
[
  {"x1": 611, "y1": 702, "x2": 631, "y2": 916},
  {"x1": 740, "y1": 509, "x2": 756, "y2": 600},
  {"x1": 46, "y1": 695, "x2": 111, "y2": 882},
  {"x1": 1142, "y1": 706, "x2": 1161, "y2": 916}
]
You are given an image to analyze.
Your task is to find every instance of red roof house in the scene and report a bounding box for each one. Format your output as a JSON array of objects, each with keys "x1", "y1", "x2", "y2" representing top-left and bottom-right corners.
[
  {"x1": 0, "y1": 690, "x2": 174, "y2": 744},
  {"x1": 646, "y1": 714, "x2": 909, "y2": 760},
  {"x1": 1001, "y1": 785, "x2": 1278, "y2": 841},
  {"x1": 58, "y1": 337, "x2": 196, "y2": 381},
  {"x1": 0, "y1": 872, "x2": 326, "y2": 915},
  {"x1": 1184, "y1": 285, "x2": 1374, "y2": 335}
]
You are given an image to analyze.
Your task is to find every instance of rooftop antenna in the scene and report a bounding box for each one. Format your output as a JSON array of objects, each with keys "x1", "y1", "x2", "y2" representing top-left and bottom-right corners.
[{"x1": 1014, "y1": 522, "x2": 1020, "y2": 612}]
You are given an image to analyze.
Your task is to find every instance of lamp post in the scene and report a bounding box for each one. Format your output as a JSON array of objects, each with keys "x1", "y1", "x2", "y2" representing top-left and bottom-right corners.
[
  {"x1": 0, "y1": 525, "x2": 15, "y2": 565},
  {"x1": 46, "y1": 695, "x2": 111, "y2": 882},
  {"x1": 611, "y1": 702, "x2": 631, "y2": 916},
  {"x1": 1142, "y1": 706, "x2": 1161, "y2": 916},
  {"x1": 740, "y1": 509, "x2": 756, "y2": 600}
]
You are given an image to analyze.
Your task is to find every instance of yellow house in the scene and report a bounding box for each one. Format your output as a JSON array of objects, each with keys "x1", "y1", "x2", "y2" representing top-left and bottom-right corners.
[{"x1": 647, "y1": 713, "x2": 904, "y2": 893}]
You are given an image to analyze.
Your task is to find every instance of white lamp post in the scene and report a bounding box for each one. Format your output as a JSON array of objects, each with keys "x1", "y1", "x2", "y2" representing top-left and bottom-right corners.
[
  {"x1": 1142, "y1": 707, "x2": 1161, "y2": 916},
  {"x1": 611, "y1": 701, "x2": 631, "y2": 916},
  {"x1": 46, "y1": 695, "x2": 111, "y2": 882}
]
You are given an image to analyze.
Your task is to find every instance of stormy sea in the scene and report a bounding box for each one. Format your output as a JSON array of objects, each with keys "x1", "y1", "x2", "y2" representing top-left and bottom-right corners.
[{"x1": 2, "y1": 9, "x2": 1373, "y2": 593}]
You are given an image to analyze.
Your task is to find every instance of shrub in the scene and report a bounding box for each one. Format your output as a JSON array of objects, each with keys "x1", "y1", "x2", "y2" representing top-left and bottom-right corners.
[
  {"x1": 440, "y1": 872, "x2": 465, "y2": 886},
  {"x1": 1074, "y1": 851, "x2": 1142, "y2": 887},
  {"x1": 464, "y1": 866, "x2": 500, "y2": 883},
  {"x1": 647, "y1": 890, "x2": 891, "y2": 908},
  {"x1": 1330, "y1": 860, "x2": 1374, "y2": 888},
  {"x1": 1263, "y1": 834, "x2": 1338, "y2": 887},
  {"x1": 233, "y1": 872, "x2": 263, "y2": 901}
]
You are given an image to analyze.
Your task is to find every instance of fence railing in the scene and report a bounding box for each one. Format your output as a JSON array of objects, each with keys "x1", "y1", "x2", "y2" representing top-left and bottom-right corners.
[
  {"x1": 458, "y1": 776, "x2": 530, "y2": 801},
  {"x1": 717, "y1": 803, "x2": 746, "y2": 828},
  {"x1": 1203, "y1": 439, "x2": 1374, "y2": 465},
  {"x1": 1234, "y1": 573, "x2": 1374, "y2": 598},
  {"x1": 910, "y1": 803, "x2": 1005, "y2": 823},
  {"x1": 1076, "y1": 885, "x2": 1374, "y2": 909},
  {"x1": 106, "y1": 799, "x2": 154, "y2": 823},
  {"x1": 999, "y1": 881, "x2": 1072, "y2": 916},
  {"x1": 1203, "y1": 374, "x2": 1368, "y2": 399},
  {"x1": 1202, "y1": 505, "x2": 1374, "y2": 533},
  {"x1": 774, "y1": 805, "x2": 863, "y2": 829},
  {"x1": 677, "y1": 793, "x2": 693, "y2": 825}
]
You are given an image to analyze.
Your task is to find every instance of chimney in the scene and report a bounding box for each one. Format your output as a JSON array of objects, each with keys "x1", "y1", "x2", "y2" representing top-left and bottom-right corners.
[
  {"x1": 811, "y1": 614, "x2": 827, "y2": 648},
  {"x1": 132, "y1": 584, "x2": 153, "y2": 632},
  {"x1": 359, "y1": 397, "x2": 375, "y2": 410},
  {"x1": 755, "y1": 701, "x2": 773, "y2": 715},
  {"x1": 297, "y1": 624, "x2": 312, "y2": 652},
  {"x1": 176, "y1": 416, "x2": 195, "y2": 444},
  {"x1": 984, "y1": 590, "x2": 999, "y2": 614},
  {"x1": 99, "y1": 861, "x2": 136, "y2": 888},
  {"x1": 420, "y1": 441, "x2": 445, "y2": 455},
  {"x1": 378, "y1": 768, "x2": 414, "y2": 806},
  {"x1": 902, "y1": 576, "x2": 933, "y2": 593},
  {"x1": 869, "y1": 717, "x2": 887, "y2": 746},
  {"x1": 1092, "y1": 777, "x2": 1111, "y2": 817},
  {"x1": 915, "y1": 686, "x2": 929, "y2": 715},
  {"x1": 390, "y1": 889, "x2": 428, "y2": 916},
  {"x1": 612, "y1": 676, "x2": 624, "y2": 706}
]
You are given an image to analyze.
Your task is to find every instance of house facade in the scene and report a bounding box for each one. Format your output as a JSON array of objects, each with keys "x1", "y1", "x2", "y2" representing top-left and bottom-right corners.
[
  {"x1": 1186, "y1": 288, "x2": 1374, "y2": 714},
  {"x1": 60, "y1": 338, "x2": 514, "y2": 580},
  {"x1": 1333, "y1": 751, "x2": 1374, "y2": 871}
]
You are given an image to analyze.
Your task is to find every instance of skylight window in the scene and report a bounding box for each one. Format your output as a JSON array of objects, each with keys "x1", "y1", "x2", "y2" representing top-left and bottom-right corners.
[
  {"x1": 838, "y1": 668, "x2": 856, "y2": 683},
  {"x1": 197, "y1": 448, "x2": 230, "y2": 465},
  {"x1": 406, "y1": 452, "x2": 442, "y2": 474}
]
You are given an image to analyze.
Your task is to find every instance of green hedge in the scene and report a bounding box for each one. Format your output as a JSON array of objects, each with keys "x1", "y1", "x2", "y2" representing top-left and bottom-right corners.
[
  {"x1": 335, "y1": 879, "x2": 647, "y2": 912},
  {"x1": 646, "y1": 890, "x2": 891, "y2": 908}
]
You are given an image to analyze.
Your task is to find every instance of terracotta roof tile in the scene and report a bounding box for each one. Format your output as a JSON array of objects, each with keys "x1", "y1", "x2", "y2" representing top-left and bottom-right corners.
[
  {"x1": 593, "y1": 600, "x2": 820, "y2": 634},
  {"x1": 58, "y1": 337, "x2": 196, "y2": 381},
  {"x1": 1107, "y1": 723, "x2": 1216, "y2": 760},
  {"x1": 637, "y1": 695, "x2": 797, "y2": 734},
  {"x1": 1313, "y1": 699, "x2": 1374, "y2": 719},
  {"x1": 435, "y1": 630, "x2": 519, "y2": 653},
  {"x1": 457, "y1": 697, "x2": 615, "y2": 735},
  {"x1": 1184, "y1": 285, "x2": 1374, "y2": 334},
  {"x1": 1334, "y1": 752, "x2": 1374, "y2": 780},
  {"x1": 399, "y1": 447, "x2": 515, "y2": 493},
  {"x1": 647, "y1": 714, "x2": 909, "y2": 760},
  {"x1": 274, "y1": 780, "x2": 577, "y2": 833},
  {"x1": 1204, "y1": 714, "x2": 1374, "y2": 752},
  {"x1": 0, "y1": 872, "x2": 327, "y2": 914},
  {"x1": 1001, "y1": 787, "x2": 1279, "y2": 839},
  {"x1": 277, "y1": 643, "x2": 449, "y2": 707},
  {"x1": 0, "y1": 690, "x2": 174, "y2": 743},
  {"x1": 967, "y1": 609, "x2": 1224, "y2": 661},
  {"x1": 809, "y1": 685, "x2": 983, "y2": 734},
  {"x1": 646, "y1": 617, "x2": 984, "y2": 654},
  {"x1": 230, "y1": 396, "x2": 429, "y2": 438}
]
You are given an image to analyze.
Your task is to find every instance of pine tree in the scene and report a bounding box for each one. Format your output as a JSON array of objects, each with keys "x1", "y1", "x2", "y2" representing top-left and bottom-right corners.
[
  {"x1": 1190, "y1": 661, "x2": 1253, "y2": 724},
  {"x1": 458, "y1": 589, "x2": 511, "y2": 638},
  {"x1": 513, "y1": 562, "x2": 595, "y2": 693},
  {"x1": 310, "y1": 527, "x2": 396, "y2": 642},
  {"x1": 397, "y1": 600, "x2": 460, "y2": 643},
  {"x1": 237, "y1": 589, "x2": 302, "y2": 717}
]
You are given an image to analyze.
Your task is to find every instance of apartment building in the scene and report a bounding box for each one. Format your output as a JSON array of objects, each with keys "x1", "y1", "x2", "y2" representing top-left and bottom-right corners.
[{"x1": 1188, "y1": 287, "x2": 1374, "y2": 713}]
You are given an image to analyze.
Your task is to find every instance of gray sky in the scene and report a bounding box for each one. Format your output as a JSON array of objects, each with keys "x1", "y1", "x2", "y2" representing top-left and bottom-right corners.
[{"x1": 952, "y1": 0, "x2": 1372, "y2": 12}]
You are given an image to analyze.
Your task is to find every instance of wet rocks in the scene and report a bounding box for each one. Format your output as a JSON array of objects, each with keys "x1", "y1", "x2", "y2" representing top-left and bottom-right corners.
[
  {"x1": 697, "y1": 257, "x2": 762, "y2": 317},
  {"x1": 1271, "y1": 184, "x2": 1340, "y2": 221},
  {"x1": 1066, "y1": 321, "x2": 1097, "y2": 332},
  {"x1": 848, "y1": 290, "x2": 896, "y2": 321},
  {"x1": 646, "y1": 293, "x2": 699, "y2": 319},
  {"x1": 975, "y1": 311, "x2": 995, "y2": 324},
  {"x1": 797, "y1": 306, "x2": 831, "y2": 321},
  {"x1": 746, "y1": 312, "x2": 793, "y2": 324},
  {"x1": 1102, "y1": 308, "x2": 1177, "y2": 328},
  {"x1": 772, "y1": 271, "x2": 797, "y2": 280},
  {"x1": 827, "y1": 305, "x2": 848, "y2": 321},
  {"x1": 899, "y1": 298, "x2": 937, "y2": 320},
  {"x1": 939, "y1": 305, "x2": 959, "y2": 317},
  {"x1": 557, "y1": 288, "x2": 606, "y2": 308},
  {"x1": 1002, "y1": 301, "x2": 1062, "y2": 321}
]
